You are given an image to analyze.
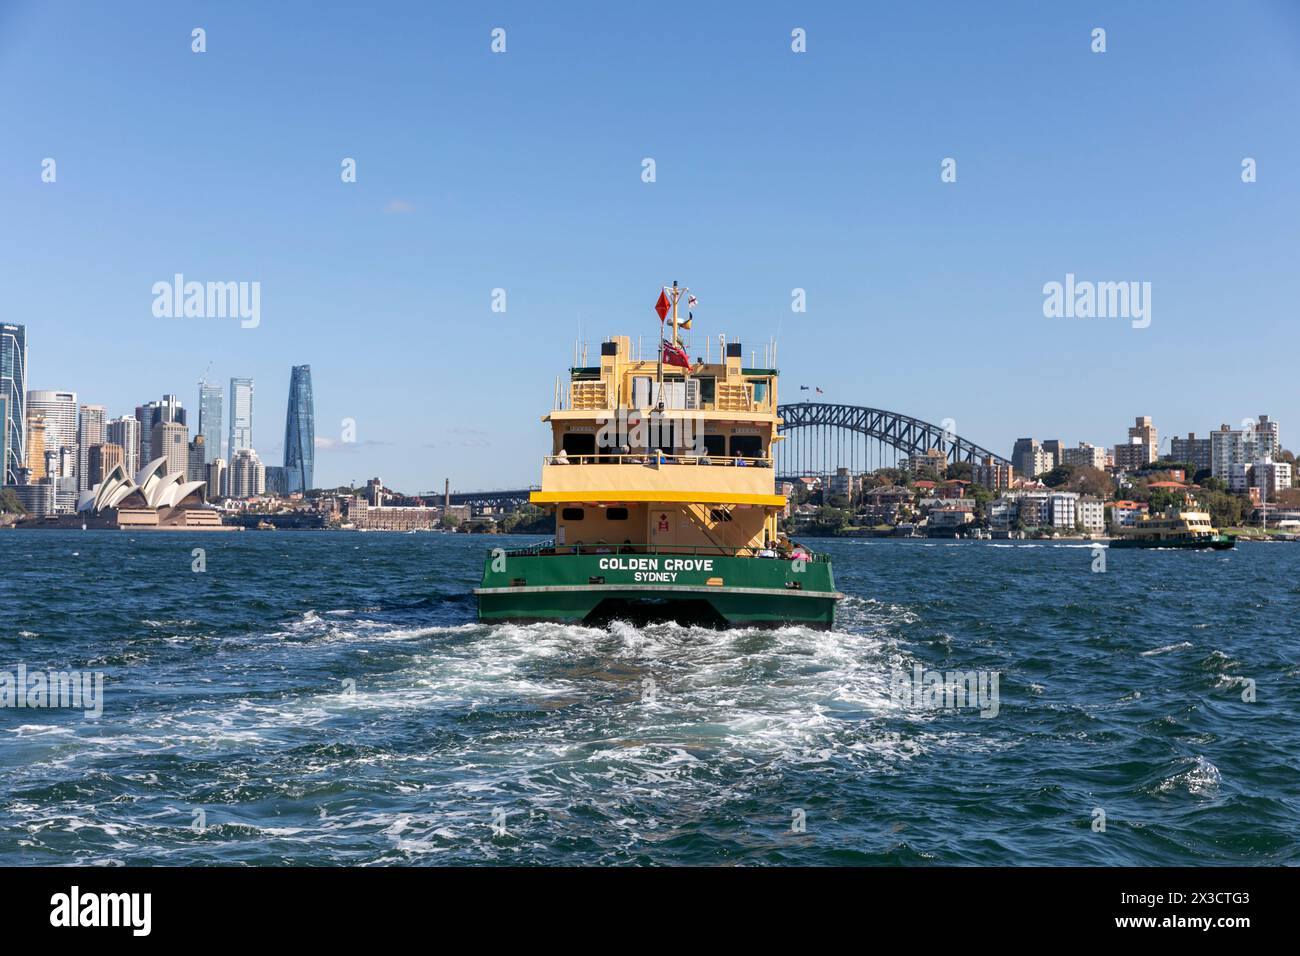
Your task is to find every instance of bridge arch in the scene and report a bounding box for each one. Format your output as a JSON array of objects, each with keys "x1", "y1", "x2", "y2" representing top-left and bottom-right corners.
[{"x1": 775, "y1": 402, "x2": 1009, "y2": 479}]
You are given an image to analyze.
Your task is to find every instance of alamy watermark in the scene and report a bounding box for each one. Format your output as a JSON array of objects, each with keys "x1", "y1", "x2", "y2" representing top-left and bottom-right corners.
[
  {"x1": 1, "y1": 664, "x2": 104, "y2": 718},
  {"x1": 890, "y1": 665, "x2": 999, "y2": 718},
  {"x1": 152, "y1": 274, "x2": 261, "y2": 328},
  {"x1": 1042, "y1": 273, "x2": 1150, "y2": 329}
]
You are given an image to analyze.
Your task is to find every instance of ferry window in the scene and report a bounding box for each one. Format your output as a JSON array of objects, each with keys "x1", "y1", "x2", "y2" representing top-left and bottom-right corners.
[
  {"x1": 562, "y1": 433, "x2": 596, "y2": 457},
  {"x1": 709, "y1": 509, "x2": 733, "y2": 522},
  {"x1": 703, "y1": 435, "x2": 726, "y2": 457},
  {"x1": 731, "y1": 435, "x2": 763, "y2": 459},
  {"x1": 750, "y1": 379, "x2": 769, "y2": 404},
  {"x1": 697, "y1": 377, "x2": 716, "y2": 403},
  {"x1": 561, "y1": 508, "x2": 585, "y2": 521},
  {"x1": 607, "y1": 507, "x2": 629, "y2": 520}
]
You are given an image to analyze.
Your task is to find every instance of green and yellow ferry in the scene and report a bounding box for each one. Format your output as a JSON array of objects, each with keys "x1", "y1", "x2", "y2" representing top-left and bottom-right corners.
[
  {"x1": 476, "y1": 282, "x2": 841, "y2": 628},
  {"x1": 1109, "y1": 507, "x2": 1236, "y2": 550}
]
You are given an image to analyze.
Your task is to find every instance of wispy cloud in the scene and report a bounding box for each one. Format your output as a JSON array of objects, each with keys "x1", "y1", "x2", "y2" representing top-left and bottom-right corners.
[{"x1": 383, "y1": 199, "x2": 415, "y2": 214}]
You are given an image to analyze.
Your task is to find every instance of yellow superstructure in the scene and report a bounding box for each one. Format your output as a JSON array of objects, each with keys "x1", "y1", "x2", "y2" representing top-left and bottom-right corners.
[{"x1": 536, "y1": 331, "x2": 787, "y2": 556}]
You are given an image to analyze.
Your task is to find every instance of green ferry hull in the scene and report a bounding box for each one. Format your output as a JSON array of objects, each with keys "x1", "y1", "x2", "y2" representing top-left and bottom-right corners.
[
  {"x1": 476, "y1": 551, "x2": 840, "y2": 628},
  {"x1": 1109, "y1": 534, "x2": 1236, "y2": 550}
]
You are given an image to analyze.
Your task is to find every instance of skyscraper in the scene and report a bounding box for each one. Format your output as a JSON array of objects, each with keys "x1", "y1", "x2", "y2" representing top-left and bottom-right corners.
[
  {"x1": 77, "y1": 404, "x2": 107, "y2": 493},
  {"x1": 228, "y1": 377, "x2": 254, "y2": 455},
  {"x1": 199, "y1": 380, "x2": 223, "y2": 463},
  {"x1": 106, "y1": 415, "x2": 141, "y2": 479},
  {"x1": 24, "y1": 410, "x2": 45, "y2": 481},
  {"x1": 26, "y1": 390, "x2": 77, "y2": 477},
  {"x1": 283, "y1": 364, "x2": 315, "y2": 493},
  {"x1": 1, "y1": 324, "x2": 28, "y2": 485},
  {"x1": 136, "y1": 394, "x2": 185, "y2": 464},
  {"x1": 151, "y1": 421, "x2": 189, "y2": 479}
]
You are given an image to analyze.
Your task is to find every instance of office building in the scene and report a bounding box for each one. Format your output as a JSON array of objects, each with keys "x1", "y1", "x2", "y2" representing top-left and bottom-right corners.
[
  {"x1": 26, "y1": 389, "x2": 76, "y2": 478},
  {"x1": 198, "y1": 379, "x2": 223, "y2": 462},
  {"x1": 136, "y1": 394, "x2": 185, "y2": 464},
  {"x1": 188, "y1": 433, "x2": 208, "y2": 484},
  {"x1": 283, "y1": 364, "x2": 315, "y2": 493},
  {"x1": 1, "y1": 324, "x2": 26, "y2": 484},
  {"x1": 106, "y1": 416, "x2": 141, "y2": 478},
  {"x1": 150, "y1": 420, "x2": 189, "y2": 478},
  {"x1": 77, "y1": 404, "x2": 107, "y2": 493},
  {"x1": 88, "y1": 443, "x2": 123, "y2": 486},
  {"x1": 228, "y1": 377, "x2": 254, "y2": 455}
]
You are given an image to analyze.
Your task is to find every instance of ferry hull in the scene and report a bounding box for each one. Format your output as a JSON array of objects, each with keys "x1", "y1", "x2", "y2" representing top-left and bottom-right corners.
[{"x1": 476, "y1": 552, "x2": 840, "y2": 628}]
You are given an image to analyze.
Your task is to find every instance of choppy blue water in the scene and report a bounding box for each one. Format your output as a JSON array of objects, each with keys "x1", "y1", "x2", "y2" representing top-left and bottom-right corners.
[{"x1": 0, "y1": 530, "x2": 1296, "y2": 865}]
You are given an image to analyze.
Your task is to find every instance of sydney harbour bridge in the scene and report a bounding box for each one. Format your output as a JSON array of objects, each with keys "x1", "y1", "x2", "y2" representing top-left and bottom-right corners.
[
  {"x1": 449, "y1": 402, "x2": 1010, "y2": 506},
  {"x1": 773, "y1": 402, "x2": 1009, "y2": 482}
]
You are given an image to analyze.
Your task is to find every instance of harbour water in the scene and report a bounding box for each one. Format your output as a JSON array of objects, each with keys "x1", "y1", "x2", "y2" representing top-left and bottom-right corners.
[{"x1": 1, "y1": 531, "x2": 1296, "y2": 865}]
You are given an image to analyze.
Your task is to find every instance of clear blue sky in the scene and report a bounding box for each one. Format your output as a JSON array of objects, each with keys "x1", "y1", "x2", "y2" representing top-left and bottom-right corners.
[{"x1": 2, "y1": 1, "x2": 1298, "y2": 491}]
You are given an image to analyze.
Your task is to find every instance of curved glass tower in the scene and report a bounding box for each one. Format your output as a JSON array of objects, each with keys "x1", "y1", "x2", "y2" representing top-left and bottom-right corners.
[
  {"x1": 1, "y1": 324, "x2": 27, "y2": 485},
  {"x1": 283, "y1": 365, "x2": 315, "y2": 494}
]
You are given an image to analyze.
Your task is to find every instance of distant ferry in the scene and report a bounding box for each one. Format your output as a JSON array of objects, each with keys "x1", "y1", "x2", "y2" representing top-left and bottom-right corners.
[
  {"x1": 1109, "y1": 507, "x2": 1236, "y2": 550},
  {"x1": 475, "y1": 281, "x2": 842, "y2": 628}
]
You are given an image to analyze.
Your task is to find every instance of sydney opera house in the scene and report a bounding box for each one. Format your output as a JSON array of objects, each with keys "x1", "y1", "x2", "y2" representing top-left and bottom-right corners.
[{"x1": 72, "y1": 455, "x2": 229, "y2": 529}]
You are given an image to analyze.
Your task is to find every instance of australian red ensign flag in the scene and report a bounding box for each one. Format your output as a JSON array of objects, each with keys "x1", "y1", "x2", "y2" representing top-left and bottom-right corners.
[{"x1": 661, "y1": 340, "x2": 690, "y2": 368}]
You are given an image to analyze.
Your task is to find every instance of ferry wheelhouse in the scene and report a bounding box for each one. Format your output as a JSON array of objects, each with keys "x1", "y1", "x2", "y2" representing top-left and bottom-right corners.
[{"x1": 475, "y1": 282, "x2": 841, "y2": 628}]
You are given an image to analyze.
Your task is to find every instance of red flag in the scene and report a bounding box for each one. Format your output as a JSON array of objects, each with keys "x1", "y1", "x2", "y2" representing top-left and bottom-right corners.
[
  {"x1": 661, "y1": 340, "x2": 690, "y2": 368},
  {"x1": 654, "y1": 289, "x2": 671, "y2": 321}
]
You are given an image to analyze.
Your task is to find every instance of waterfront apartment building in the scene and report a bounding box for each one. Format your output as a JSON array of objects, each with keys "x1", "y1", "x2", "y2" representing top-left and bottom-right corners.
[
  {"x1": 1062, "y1": 442, "x2": 1107, "y2": 470},
  {"x1": 283, "y1": 364, "x2": 315, "y2": 494},
  {"x1": 229, "y1": 447, "x2": 265, "y2": 498},
  {"x1": 988, "y1": 490, "x2": 1080, "y2": 531},
  {"x1": 1077, "y1": 496, "x2": 1105, "y2": 534},
  {"x1": 972, "y1": 455, "x2": 1013, "y2": 492},
  {"x1": 1169, "y1": 433, "x2": 1213, "y2": 476},
  {"x1": 106, "y1": 415, "x2": 141, "y2": 478},
  {"x1": 345, "y1": 497, "x2": 441, "y2": 531},
  {"x1": 76, "y1": 404, "x2": 107, "y2": 493},
  {"x1": 151, "y1": 421, "x2": 189, "y2": 478},
  {"x1": 198, "y1": 380, "x2": 224, "y2": 463},
  {"x1": 228, "y1": 378, "x2": 254, "y2": 455},
  {"x1": 1, "y1": 324, "x2": 26, "y2": 485},
  {"x1": 1111, "y1": 500, "x2": 1148, "y2": 528}
]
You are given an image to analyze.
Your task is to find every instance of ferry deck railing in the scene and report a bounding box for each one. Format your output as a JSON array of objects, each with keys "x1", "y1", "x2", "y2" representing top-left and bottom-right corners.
[
  {"x1": 544, "y1": 453, "x2": 772, "y2": 468},
  {"x1": 495, "y1": 540, "x2": 830, "y2": 563}
]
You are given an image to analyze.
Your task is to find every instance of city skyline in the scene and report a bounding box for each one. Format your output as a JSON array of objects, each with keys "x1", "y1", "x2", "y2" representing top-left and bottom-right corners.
[{"x1": 3, "y1": 2, "x2": 1299, "y2": 490}]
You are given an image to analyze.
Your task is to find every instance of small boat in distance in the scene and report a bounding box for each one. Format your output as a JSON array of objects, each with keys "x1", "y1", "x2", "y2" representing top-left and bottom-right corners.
[
  {"x1": 475, "y1": 281, "x2": 842, "y2": 628},
  {"x1": 1109, "y1": 507, "x2": 1236, "y2": 550}
]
